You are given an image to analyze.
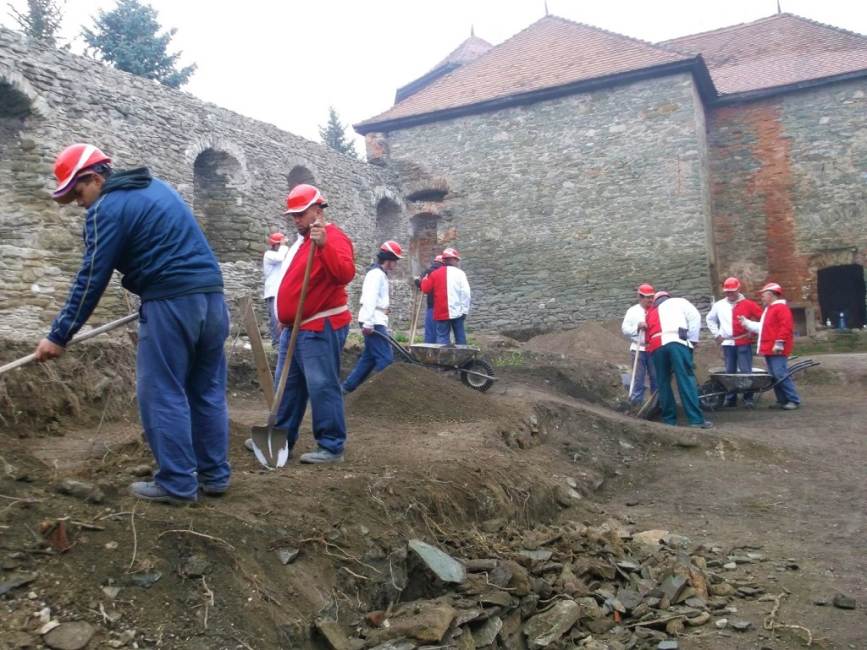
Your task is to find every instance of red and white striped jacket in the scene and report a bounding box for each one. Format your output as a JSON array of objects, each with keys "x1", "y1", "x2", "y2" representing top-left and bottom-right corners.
[
  {"x1": 743, "y1": 299, "x2": 794, "y2": 356},
  {"x1": 420, "y1": 265, "x2": 471, "y2": 321}
]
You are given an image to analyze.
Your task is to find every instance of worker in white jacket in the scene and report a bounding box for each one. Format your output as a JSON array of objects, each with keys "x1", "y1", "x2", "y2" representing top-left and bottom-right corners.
[
  {"x1": 342, "y1": 241, "x2": 404, "y2": 393},
  {"x1": 621, "y1": 283, "x2": 657, "y2": 403},
  {"x1": 262, "y1": 232, "x2": 289, "y2": 347}
]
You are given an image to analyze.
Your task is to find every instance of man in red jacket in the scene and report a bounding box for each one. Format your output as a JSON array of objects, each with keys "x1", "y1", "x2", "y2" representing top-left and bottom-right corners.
[
  {"x1": 245, "y1": 184, "x2": 356, "y2": 463},
  {"x1": 739, "y1": 282, "x2": 801, "y2": 410}
]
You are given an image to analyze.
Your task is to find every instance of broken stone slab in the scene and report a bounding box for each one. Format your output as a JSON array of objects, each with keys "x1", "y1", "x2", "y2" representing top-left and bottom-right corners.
[
  {"x1": 471, "y1": 615, "x2": 502, "y2": 646},
  {"x1": 657, "y1": 640, "x2": 679, "y2": 650},
  {"x1": 378, "y1": 601, "x2": 457, "y2": 644},
  {"x1": 55, "y1": 479, "x2": 104, "y2": 504},
  {"x1": 632, "y1": 530, "x2": 669, "y2": 547},
  {"x1": 478, "y1": 590, "x2": 513, "y2": 607},
  {"x1": 517, "y1": 549, "x2": 553, "y2": 563},
  {"x1": 452, "y1": 629, "x2": 476, "y2": 650},
  {"x1": 658, "y1": 576, "x2": 688, "y2": 603},
  {"x1": 617, "y1": 589, "x2": 643, "y2": 612},
  {"x1": 523, "y1": 599, "x2": 580, "y2": 648},
  {"x1": 487, "y1": 564, "x2": 512, "y2": 588},
  {"x1": 715, "y1": 618, "x2": 728, "y2": 629},
  {"x1": 0, "y1": 572, "x2": 37, "y2": 596},
  {"x1": 123, "y1": 571, "x2": 161, "y2": 589},
  {"x1": 43, "y1": 621, "x2": 96, "y2": 650},
  {"x1": 730, "y1": 619, "x2": 752, "y2": 632},
  {"x1": 408, "y1": 540, "x2": 466, "y2": 584},
  {"x1": 178, "y1": 554, "x2": 211, "y2": 579},
  {"x1": 832, "y1": 593, "x2": 856, "y2": 610},
  {"x1": 314, "y1": 619, "x2": 351, "y2": 650},
  {"x1": 453, "y1": 608, "x2": 484, "y2": 627},
  {"x1": 463, "y1": 559, "x2": 499, "y2": 572},
  {"x1": 276, "y1": 547, "x2": 300, "y2": 565}
]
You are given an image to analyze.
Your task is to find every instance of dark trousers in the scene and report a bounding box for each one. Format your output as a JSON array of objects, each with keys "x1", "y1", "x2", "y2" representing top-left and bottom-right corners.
[
  {"x1": 274, "y1": 321, "x2": 349, "y2": 455},
  {"x1": 653, "y1": 342, "x2": 705, "y2": 426},
  {"x1": 629, "y1": 350, "x2": 657, "y2": 403},
  {"x1": 765, "y1": 355, "x2": 801, "y2": 406},
  {"x1": 343, "y1": 325, "x2": 394, "y2": 392},
  {"x1": 265, "y1": 296, "x2": 280, "y2": 347},
  {"x1": 723, "y1": 344, "x2": 755, "y2": 403},
  {"x1": 137, "y1": 293, "x2": 230, "y2": 499},
  {"x1": 423, "y1": 307, "x2": 436, "y2": 344},
  {"x1": 435, "y1": 315, "x2": 467, "y2": 345}
]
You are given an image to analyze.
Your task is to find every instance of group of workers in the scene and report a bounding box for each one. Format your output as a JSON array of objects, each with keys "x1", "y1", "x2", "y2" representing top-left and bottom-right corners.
[
  {"x1": 33, "y1": 142, "x2": 474, "y2": 505},
  {"x1": 621, "y1": 277, "x2": 801, "y2": 428}
]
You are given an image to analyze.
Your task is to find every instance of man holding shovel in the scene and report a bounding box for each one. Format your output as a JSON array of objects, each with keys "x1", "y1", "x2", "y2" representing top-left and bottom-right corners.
[
  {"x1": 245, "y1": 184, "x2": 355, "y2": 465},
  {"x1": 34, "y1": 143, "x2": 230, "y2": 504},
  {"x1": 621, "y1": 283, "x2": 657, "y2": 404}
]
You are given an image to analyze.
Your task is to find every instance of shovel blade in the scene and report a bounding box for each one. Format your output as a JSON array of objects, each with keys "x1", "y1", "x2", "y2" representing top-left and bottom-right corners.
[{"x1": 250, "y1": 425, "x2": 290, "y2": 469}]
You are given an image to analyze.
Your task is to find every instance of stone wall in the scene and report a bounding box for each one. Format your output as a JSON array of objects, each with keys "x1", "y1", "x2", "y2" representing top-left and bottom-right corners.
[
  {"x1": 0, "y1": 28, "x2": 406, "y2": 342},
  {"x1": 708, "y1": 79, "x2": 867, "y2": 326},
  {"x1": 380, "y1": 73, "x2": 715, "y2": 335}
]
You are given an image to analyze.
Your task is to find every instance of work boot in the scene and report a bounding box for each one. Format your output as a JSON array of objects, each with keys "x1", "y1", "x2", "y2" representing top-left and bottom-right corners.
[
  {"x1": 782, "y1": 402, "x2": 800, "y2": 410},
  {"x1": 200, "y1": 481, "x2": 229, "y2": 496},
  {"x1": 688, "y1": 421, "x2": 713, "y2": 429},
  {"x1": 130, "y1": 481, "x2": 196, "y2": 505},
  {"x1": 299, "y1": 447, "x2": 344, "y2": 464}
]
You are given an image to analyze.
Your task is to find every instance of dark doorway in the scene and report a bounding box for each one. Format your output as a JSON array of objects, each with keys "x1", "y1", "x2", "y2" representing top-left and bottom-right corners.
[
  {"x1": 409, "y1": 213, "x2": 439, "y2": 278},
  {"x1": 817, "y1": 264, "x2": 866, "y2": 329}
]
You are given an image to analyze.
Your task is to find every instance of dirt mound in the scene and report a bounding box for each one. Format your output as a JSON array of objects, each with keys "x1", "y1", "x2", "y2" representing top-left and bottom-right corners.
[
  {"x1": 523, "y1": 322, "x2": 629, "y2": 364},
  {"x1": 344, "y1": 362, "x2": 511, "y2": 423}
]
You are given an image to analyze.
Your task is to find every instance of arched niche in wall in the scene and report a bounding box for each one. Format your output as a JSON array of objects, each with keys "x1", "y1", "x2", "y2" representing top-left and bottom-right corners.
[
  {"x1": 409, "y1": 212, "x2": 441, "y2": 277},
  {"x1": 193, "y1": 148, "x2": 249, "y2": 262},
  {"x1": 375, "y1": 197, "x2": 402, "y2": 247},
  {"x1": 287, "y1": 165, "x2": 316, "y2": 191}
]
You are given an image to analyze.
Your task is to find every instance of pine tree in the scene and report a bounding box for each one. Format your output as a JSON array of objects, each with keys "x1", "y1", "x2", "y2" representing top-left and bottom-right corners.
[
  {"x1": 8, "y1": 0, "x2": 64, "y2": 45},
  {"x1": 319, "y1": 106, "x2": 358, "y2": 158},
  {"x1": 82, "y1": 0, "x2": 196, "y2": 89}
]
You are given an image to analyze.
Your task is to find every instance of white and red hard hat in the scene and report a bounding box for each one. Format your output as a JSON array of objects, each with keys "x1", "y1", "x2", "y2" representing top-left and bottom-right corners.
[
  {"x1": 638, "y1": 283, "x2": 655, "y2": 297},
  {"x1": 268, "y1": 232, "x2": 285, "y2": 246},
  {"x1": 379, "y1": 240, "x2": 404, "y2": 258},
  {"x1": 722, "y1": 276, "x2": 741, "y2": 292},
  {"x1": 760, "y1": 282, "x2": 783, "y2": 295},
  {"x1": 284, "y1": 184, "x2": 327, "y2": 214},
  {"x1": 441, "y1": 247, "x2": 461, "y2": 260},
  {"x1": 52, "y1": 143, "x2": 111, "y2": 202},
  {"x1": 653, "y1": 290, "x2": 670, "y2": 301},
  {"x1": 434, "y1": 255, "x2": 443, "y2": 263}
]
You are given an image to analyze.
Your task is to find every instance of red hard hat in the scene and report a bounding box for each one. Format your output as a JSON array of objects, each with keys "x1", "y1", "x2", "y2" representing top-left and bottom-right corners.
[
  {"x1": 722, "y1": 277, "x2": 741, "y2": 291},
  {"x1": 760, "y1": 282, "x2": 783, "y2": 295},
  {"x1": 638, "y1": 283, "x2": 655, "y2": 297},
  {"x1": 434, "y1": 255, "x2": 443, "y2": 263},
  {"x1": 380, "y1": 240, "x2": 404, "y2": 258},
  {"x1": 284, "y1": 184, "x2": 327, "y2": 214},
  {"x1": 268, "y1": 232, "x2": 285, "y2": 246},
  {"x1": 52, "y1": 143, "x2": 111, "y2": 202},
  {"x1": 653, "y1": 290, "x2": 670, "y2": 301},
  {"x1": 441, "y1": 247, "x2": 461, "y2": 260}
]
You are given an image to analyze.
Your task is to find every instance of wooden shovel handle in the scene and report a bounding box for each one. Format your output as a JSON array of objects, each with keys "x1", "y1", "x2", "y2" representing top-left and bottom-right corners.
[{"x1": 0, "y1": 312, "x2": 139, "y2": 376}]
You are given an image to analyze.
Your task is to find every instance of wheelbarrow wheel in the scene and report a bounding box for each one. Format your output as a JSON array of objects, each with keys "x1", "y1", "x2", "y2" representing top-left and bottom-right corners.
[
  {"x1": 698, "y1": 379, "x2": 724, "y2": 411},
  {"x1": 460, "y1": 359, "x2": 495, "y2": 392}
]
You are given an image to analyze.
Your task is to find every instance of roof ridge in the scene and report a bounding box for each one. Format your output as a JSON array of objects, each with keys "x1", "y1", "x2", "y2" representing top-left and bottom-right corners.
[
  {"x1": 663, "y1": 12, "x2": 867, "y2": 44},
  {"x1": 784, "y1": 12, "x2": 867, "y2": 41},
  {"x1": 545, "y1": 14, "x2": 690, "y2": 57}
]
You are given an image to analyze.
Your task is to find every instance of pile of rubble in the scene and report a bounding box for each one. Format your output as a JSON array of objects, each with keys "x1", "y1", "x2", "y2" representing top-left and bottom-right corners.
[{"x1": 315, "y1": 520, "x2": 796, "y2": 650}]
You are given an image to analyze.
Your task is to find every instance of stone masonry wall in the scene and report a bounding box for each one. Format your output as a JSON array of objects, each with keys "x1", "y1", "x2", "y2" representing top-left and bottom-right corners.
[
  {"x1": 382, "y1": 73, "x2": 715, "y2": 335},
  {"x1": 708, "y1": 79, "x2": 867, "y2": 322},
  {"x1": 0, "y1": 28, "x2": 405, "y2": 342}
]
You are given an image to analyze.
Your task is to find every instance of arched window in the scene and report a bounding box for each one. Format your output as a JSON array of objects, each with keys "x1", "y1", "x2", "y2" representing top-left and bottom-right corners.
[
  {"x1": 193, "y1": 148, "x2": 245, "y2": 261},
  {"x1": 287, "y1": 165, "x2": 315, "y2": 191},
  {"x1": 409, "y1": 213, "x2": 440, "y2": 277}
]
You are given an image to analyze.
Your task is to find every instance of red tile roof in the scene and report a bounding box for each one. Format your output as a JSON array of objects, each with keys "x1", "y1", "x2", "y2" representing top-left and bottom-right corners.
[
  {"x1": 662, "y1": 13, "x2": 867, "y2": 96},
  {"x1": 357, "y1": 16, "x2": 692, "y2": 130}
]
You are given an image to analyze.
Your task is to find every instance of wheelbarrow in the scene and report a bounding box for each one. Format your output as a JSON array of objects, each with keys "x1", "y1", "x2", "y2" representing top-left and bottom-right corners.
[
  {"x1": 698, "y1": 358, "x2": 820, "y2": 410},
  {"x1": 371, "y1": 330, "x2": 497, "y2": 392}
]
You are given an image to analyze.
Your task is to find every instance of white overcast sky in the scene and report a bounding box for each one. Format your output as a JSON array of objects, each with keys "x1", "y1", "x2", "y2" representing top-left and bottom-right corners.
[{"x1": 4, "y1": 0, "x2": 867, "y2": 154}]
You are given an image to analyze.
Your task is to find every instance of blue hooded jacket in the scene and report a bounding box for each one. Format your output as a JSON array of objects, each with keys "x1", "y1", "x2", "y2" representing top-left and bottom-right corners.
[{"x1": 48, "y1": 168, "x2": 223, "y2": 346}]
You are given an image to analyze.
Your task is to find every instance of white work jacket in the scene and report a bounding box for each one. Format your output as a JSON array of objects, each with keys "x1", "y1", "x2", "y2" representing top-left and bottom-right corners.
[
  {"x1": 262, "y1": 245, "x2": 289, "y2": 299},
  {"x1": 621, "y1": 303, "x2": 648, "y2": 351},
  {"x1": 706, "y1": 297, "x2": 736, "y2": 345},
  {"x1": 656, "y1": 297, "x2": 702, "y2": 349},
  {"x1": 357, "y1": 266, "x2": 390, "y2": 329}
]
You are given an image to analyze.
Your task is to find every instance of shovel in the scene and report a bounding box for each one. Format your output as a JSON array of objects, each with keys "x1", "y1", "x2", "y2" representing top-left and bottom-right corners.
[
  {"x1": 0, "y1": 312, "x2": 139, "y2": 376},
  {"x1": 626, "y1": 331, "x2": 644, "y2": 400},
  {"x1": 408, "y1": 286, "x2": 424, "y2": 345},
  {"x1": 250, "y1": 239, "x2": 316, "y2": 469}
]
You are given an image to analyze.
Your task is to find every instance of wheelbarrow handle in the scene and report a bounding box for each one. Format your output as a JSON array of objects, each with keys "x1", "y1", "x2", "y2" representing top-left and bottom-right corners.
[
  {"x1": 370, "y1": 329, "x2": 417, "y2": 364},
  {"x1": 0, "y1": 312, "x2": 140, "y2": 377}
]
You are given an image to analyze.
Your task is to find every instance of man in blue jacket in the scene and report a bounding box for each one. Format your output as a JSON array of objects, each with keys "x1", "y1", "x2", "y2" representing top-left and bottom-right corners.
[{"x1": 33, "y1": 143, "x2": 230, "y2": 505}]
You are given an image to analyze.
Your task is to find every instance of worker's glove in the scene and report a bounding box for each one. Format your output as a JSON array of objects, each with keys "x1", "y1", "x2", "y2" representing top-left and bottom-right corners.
[
  {"x1": 637, "y1": 321, "x2": 647, "y2": 331},
  {"x1": 361, "y1": 326, "x2": 374, "y2": 336}
]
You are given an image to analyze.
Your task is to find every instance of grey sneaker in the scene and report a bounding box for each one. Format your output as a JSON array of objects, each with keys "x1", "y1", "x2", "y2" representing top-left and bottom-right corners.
[
  {"x1": 688, "y1": 421, "x2": 713, "y2": 429},
  {"x1": 782, "y1": 402, "x2": 800, "y2": 410},
  {"x1": 130, "y1": 481, "x2": 196, "y2": 505},
  {"x1": 299, "y1": 447, "x2": 344, "y2": 464}
]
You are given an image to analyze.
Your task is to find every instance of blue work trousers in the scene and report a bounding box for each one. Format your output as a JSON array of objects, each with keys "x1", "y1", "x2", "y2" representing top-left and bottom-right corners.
[
  {"x1": 723, "y1": 344, "x2": 755, "y2": 403},
  {"x1": 274, "y1": 321, "x2": 349, "y2": 455},
  {"x1": 629, "y1": 350, "x2": 657, "y2": 403},
  {"x1": 343, "y1": 325, "x2": 393, "y2": 393},
  {"x1": 423, "y1": 307, "x2": 437, "y2": 344},
  {"x1": 653, "y1": 342, "x2": 705, "y2": 426},
  {"x1": 765, "y1": 354, "x2": 801, "y2": 406},
  {"x1": 137, "y1": 292, "x2": 230, "y2": 499},
  {"x1": 435, "y1": 315, "x2": 467, "y2": 345}
]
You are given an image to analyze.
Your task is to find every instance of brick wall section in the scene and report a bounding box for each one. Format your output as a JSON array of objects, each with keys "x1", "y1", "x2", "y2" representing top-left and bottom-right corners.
[
  {"x1": 0, "y1": 28, "x2": 403, "y2": 341},
  {"x1": 708, "y1": 79, "x2": 867, "y2": 313},
  {"x1": 382, "y1": 73, "x2": 715, "y2": 335}
]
